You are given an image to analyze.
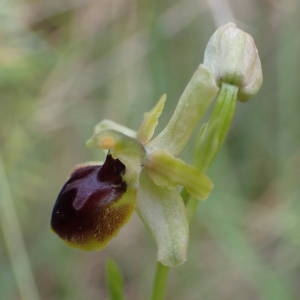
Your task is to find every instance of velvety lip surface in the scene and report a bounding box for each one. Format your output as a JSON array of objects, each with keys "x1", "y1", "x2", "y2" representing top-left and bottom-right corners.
[{"x1": 51, "y1": 154, "x2": 129, "y2": 248}]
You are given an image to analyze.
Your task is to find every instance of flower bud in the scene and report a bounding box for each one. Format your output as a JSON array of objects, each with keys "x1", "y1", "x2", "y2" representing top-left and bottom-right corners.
[
  {"x1": 51, "y1": 154, "x2": 135, "y2": 250},
  {"x1": 203, "y1": 23, "x2": 262, "y2": 101}
]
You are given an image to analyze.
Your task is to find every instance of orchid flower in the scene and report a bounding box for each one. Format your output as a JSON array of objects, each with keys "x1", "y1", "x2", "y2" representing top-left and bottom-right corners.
[{"x1": 51, "y1": 23, "x2": 262, "y2": 267}]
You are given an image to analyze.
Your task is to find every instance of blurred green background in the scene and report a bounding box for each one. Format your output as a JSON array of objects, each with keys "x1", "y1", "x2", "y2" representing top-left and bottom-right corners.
[{"x1": 1, "y1": 0, "x2": 300, "y2": 299}]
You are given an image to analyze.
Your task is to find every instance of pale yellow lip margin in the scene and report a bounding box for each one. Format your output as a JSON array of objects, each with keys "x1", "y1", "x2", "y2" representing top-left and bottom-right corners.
[{"x1": 52, "y1": 188, "x2": 136, "y2": 251}]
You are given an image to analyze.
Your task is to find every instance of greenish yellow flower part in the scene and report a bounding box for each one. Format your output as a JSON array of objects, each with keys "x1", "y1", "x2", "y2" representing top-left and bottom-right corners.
[
  {"x1": 148, "y1": 65, "x2": 218, "y2": 155},
  {"x1": 137, "y1": 170, "x2": 188, "y2": 267},
  {"x1": 145, "y1": 150, "x2": 213, "y2": 200},
  {"x1": 137, "y1": 94, "x2": 166, "y2": 144}
]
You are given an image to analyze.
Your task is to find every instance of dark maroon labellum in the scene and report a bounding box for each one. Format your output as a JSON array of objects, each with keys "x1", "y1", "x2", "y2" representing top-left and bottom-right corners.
[{"x1": 51, "y1": 154, "x2": 131, "y2": 249}]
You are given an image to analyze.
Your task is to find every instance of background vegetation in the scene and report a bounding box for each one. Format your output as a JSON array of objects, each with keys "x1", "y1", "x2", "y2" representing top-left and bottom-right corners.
[{"x1": 1, "y1": 0, "x2": 300, "y2": 299}]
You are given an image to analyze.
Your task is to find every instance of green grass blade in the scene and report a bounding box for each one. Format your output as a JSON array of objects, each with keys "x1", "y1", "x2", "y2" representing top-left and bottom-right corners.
[{"x1": 105, "y1": 259, "x2": 125, "y2": 300}]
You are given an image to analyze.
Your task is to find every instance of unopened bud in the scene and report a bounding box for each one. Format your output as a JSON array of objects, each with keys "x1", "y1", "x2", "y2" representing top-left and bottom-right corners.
[{"x1": 203, "y1": 23, "x2": 262, "y2": 101}]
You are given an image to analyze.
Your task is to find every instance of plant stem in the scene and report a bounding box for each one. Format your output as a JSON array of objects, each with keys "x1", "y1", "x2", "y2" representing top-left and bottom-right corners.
[{"x1": 151, "y1": 262, "x2": 170, "y2": 300}]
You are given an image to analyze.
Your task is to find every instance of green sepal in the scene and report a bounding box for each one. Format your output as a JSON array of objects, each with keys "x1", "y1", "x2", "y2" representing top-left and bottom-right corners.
[
  {"x1": 146, "y1": 150, "x2": 213, "y2": 200},
  {"x1": 148, "y1": 65, "x2": 218, "y2": 155},
  {"x1": 137, "y1": 170, "x2": 188, "y2": 267},
  {"x1": 92, "y1": 119, "x2": 137, "y2": 139}
]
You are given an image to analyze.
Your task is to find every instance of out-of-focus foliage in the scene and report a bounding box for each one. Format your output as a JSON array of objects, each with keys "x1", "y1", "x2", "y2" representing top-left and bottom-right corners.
[{"x1": 0, "y1": 0, "x2": 300, "y2": 299}]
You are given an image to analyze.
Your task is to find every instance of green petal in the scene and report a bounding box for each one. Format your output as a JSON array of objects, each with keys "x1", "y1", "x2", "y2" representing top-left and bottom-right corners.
[
  {"x1": 137, "y1": 94, "x2": 166, "y2": 144},
  {"x1": 146, "y1": 150, "x2": 213, "y2": 200},
  {"x1": 137, "y1": 170, "x2": 188, "y2": 267}
]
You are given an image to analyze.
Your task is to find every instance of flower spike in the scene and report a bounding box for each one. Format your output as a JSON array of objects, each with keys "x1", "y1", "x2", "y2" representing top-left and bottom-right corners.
[{"x1": 51, "y1": 23, "x2": 262, "y2": 272}]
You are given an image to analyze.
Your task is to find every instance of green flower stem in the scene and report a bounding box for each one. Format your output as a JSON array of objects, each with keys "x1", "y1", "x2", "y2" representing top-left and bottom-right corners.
[
  {"x1": 186, "y1": 82, "x2": 239, "y2": 220},
  {"x1": 151, "y1": 262, "x2": 170, "y2": 300}
]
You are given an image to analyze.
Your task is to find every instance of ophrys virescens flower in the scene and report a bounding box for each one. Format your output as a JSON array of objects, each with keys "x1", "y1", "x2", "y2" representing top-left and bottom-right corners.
[
  {"x1": 51, "y1": 23, "x2": 262, "y2": 267},
  {"x1": 51, "y1": 66, "x2": 217, "y2": 267}
]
